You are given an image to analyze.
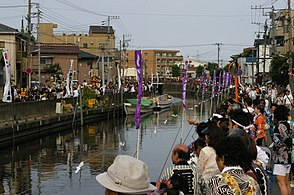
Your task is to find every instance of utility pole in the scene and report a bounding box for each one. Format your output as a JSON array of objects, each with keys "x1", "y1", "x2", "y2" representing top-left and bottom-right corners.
[
  {"x1": 27, "y1": 0, "x2": 32, "y2": 89},
  {"x1": 263, "y1": 21, "x2": 268, "y2": 84},
  {"x1": 215, "y1": 43, "x2": 222, "y2": 67},
  {"x1": 106, "y1": 16, "x2": 119, "y2": 85},
  {"x1": 36, "y1": 3, "x2": 41, "y2": 85},
  {"x1": 288, "y1": 0, "x2": 293, "y2": 90},
  {"x1": 271, "y1": 6, "x2": 276, "y2": 55}
]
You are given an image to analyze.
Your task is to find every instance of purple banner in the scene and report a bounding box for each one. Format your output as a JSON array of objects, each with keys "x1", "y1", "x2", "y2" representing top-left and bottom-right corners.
[
  {"x1": 182, "y1": 61, "x2": 188, "y2": 108},
  {"x1": 201, "y1": 67, "x2": 206, "y2": 100},
  {"x1": 135, "y1": 50, "x2": 143, "y2": 129},
  {"x1": 212, "y1": 70, "x2": 217, "y2": 97},
  {"x1": 222, "y1": 71, "x2": 226, "y2": 89},
  {"x1": 225, "y1": 72, "x2": 230, "y2": 88},
  {"x1": 218, "y1": 71, "x2": 222, "y2": 92}
]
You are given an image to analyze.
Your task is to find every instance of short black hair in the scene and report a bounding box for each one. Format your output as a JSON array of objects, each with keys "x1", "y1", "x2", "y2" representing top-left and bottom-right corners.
[
  {"x1": 244, "y1": 97, "x2": 253, "y2": 107},
  {"x1": 193, "y1": 138, "x2": 206, "y2": 150},
  {"x1": 214, "y1": 136, "x2": 252, "y2": 172},
  {"x1": 274, "y1": 105, "x2": 290, "y2": 121}
]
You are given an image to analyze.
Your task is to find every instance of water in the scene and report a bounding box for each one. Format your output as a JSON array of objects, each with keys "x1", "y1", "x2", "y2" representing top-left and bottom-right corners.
[{"x1": 0, "y1": 98, "x2": 212, "y2": 195}]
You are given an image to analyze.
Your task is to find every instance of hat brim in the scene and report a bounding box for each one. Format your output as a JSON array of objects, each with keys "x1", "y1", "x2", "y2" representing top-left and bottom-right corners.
[{"x1": 96, "y1": 173, "x2": 156, "y2": 194}]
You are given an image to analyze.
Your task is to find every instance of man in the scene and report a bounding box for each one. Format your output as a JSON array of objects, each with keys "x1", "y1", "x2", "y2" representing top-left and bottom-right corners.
[
  {"x1": 160, "y1": 144, "x2": 206, "y2": 195},
  {"x1": 283, "y1": 90, "x2": 293, "y2": 110},
  {"x1": 96, "y1": 155, "x2": 156, "y2": 195}
]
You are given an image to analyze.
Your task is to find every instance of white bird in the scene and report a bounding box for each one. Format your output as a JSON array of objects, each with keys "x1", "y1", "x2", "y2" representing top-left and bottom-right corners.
[
  {"x1": 164, "y1": 120, "x2": 168, "y2": 124},
  {"x1": 75, "y1": 161, "x2": 84, "y2": 173},
  {"x1": 154, "y1": 126, "x2": 157, "y2": 134},
  {"x1": 172, "y1": 114, "x2": 178, "y2": 117}
]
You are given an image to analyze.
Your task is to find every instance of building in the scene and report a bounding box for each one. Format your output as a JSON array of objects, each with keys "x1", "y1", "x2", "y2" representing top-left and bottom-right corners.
[
  {"x1": 0, "y1": 23, "x2": 27, "y2": 87},
  {"x1": 31, "y1": 44, "x2": 79, "y2": 84},
  {"x1": 125, "y1": 50, "x2": 183, "y2": 79},
  {"x1": 269, "y1": 9, "x2": 294, "y2": 55},
  {"x1": 38, "y1": 23, "x2": 117, "y2": 85}
]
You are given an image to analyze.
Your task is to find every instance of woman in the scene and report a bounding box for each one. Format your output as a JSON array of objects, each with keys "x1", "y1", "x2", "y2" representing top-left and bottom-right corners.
[
  {"x1": 197, "y1": 124, "x2": 226, "y2": 183},
  {"x1": 273, "y1": 105, "x2": 293, "y2": 195},
  {"x1": 207, "y1": 136, "x2": 261, "y2": 195}
]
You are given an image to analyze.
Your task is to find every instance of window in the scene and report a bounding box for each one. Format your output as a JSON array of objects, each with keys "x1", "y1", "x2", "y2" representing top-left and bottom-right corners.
[
  {"x1": 0, "y1": 41, "x2": 5, "y2": 48},
  {"x1": 87, "y1": 60, "x2": 92, "y2": 66},
  {"x1": 40, "y1": 57, "x2": 53, "y2": 65},
  {"x1": 83, "y1": 43, "x2": 88, "y2": 48}
]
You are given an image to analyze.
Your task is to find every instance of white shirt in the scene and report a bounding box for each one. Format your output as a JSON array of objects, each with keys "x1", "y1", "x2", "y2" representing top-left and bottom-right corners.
[
  {"x1": 256, "y1": 146, "x2": 269, "y2": 170},
  {"x1": 284, "y1": 94, "x2": 293, "y2": 105}
]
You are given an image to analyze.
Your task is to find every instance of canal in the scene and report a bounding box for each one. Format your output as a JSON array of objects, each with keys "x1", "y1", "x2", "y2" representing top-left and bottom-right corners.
[{"x1": 0, "y1": 97, "x2": 211, "y2": 195}]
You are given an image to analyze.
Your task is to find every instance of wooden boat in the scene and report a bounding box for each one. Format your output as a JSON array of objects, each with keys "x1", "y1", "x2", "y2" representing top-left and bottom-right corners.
[
  {"x1": 123, "y1": 97, "x2": 155, "y2": 115},
  {"x1": 153, "y1": 94, "x2": 174, "y2": 111}
]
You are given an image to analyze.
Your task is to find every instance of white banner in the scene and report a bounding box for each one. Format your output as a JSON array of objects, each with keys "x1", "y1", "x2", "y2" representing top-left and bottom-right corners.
[
  {"x1": 65, "y1": 59, "x2": 74, "y2": 97},
  {"x1": 2, "y1": 50, "x2": 12, "y2": 102}
]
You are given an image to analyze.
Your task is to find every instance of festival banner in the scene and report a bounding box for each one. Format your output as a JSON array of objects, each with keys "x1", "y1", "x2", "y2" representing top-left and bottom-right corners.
[
  {"x1": 212, "y1": 70, "x2": 217, "y2": 97},
  {"x1": 135, "y1": 50, "x2": 143, "y2": 129},
  {"x1": 2, "y1": 50, "x2": 12, "y2": 102},
  {"x1": 222, "y1": 71, "x2": 226, "y2": 89},
  {"x1": 65, "y1": 59, "x2": 74, "y2": 97},
  {"x1": 225, "y1": 72, "x2": 230, "y2": 88},
  {"x1": 201, "y1": 67, "x2": 206, "y2": 100},
  {"x1": 182, "y1": 61, "x2": 188, "y2": 108},
  {"x1": 218, "y1": 71, "x2": 222, "y2": 92}
]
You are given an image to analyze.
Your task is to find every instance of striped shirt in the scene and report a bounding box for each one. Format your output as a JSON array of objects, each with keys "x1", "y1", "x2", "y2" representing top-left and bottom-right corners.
[{"x1": 160, "y1": 161, "x2": 206, "y2": 195}]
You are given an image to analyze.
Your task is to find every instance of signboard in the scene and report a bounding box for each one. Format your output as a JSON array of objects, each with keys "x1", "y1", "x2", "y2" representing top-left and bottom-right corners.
[
  {"x1": 228, "y1": 62, "x2": 241, "y2": 76},
  {"x1": 26, "y1": 67, "x2": 32, "y2": 74}
]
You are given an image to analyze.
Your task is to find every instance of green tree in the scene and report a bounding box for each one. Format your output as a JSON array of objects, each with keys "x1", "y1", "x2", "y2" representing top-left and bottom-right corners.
[
  {"x1": 270, "y1": 55, "x2": 289, "y2": 86},
  {"x1": 45, "y1": 63, "x2": 63, "y2": 81},
  {"x1": 171, "y1": 64, "x2": 180, "y2": 77},
  {"x1": 196, "y1": 65, "x2": 204, "y2": 78}
]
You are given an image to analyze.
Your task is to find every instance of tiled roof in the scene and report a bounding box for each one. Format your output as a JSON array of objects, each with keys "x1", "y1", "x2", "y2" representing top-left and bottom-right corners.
[
  {"x1": 89, "y1": 26, "x2": 114, "y2": 34},
  {"x1": 32, "y1": 44, "x2": 79, "y2": 54},
  {"x1": 0, "y1": 23, "x2": 18, "y2": 33},
  {"x1": 78, "y1": 50, "x2": 98, "y2": 59}
]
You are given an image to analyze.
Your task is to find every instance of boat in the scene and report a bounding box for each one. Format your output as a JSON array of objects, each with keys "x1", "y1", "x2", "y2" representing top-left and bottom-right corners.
[
  {"x1": 123, "y1": 97, "x2": 155, "y2": 115},
  {"x1": 153, "y1": 94, "x2": 174, "y2": 111}
]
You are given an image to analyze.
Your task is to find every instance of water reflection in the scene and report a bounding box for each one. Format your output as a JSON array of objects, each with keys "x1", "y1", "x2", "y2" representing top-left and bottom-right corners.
[{"x1": 0, "y1": 98, "x2": 211, "y2": 195}]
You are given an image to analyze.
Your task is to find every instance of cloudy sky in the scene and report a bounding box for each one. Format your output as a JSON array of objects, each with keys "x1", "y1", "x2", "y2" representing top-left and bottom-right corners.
[{"x1": 0, "y1": 0, "x2": 288, "y2": 65}]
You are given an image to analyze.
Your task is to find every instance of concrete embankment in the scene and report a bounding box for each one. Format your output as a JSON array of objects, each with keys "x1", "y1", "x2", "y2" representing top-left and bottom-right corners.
[{"x1": 0, "y1": 94, "x2": 125, "y2": 148}]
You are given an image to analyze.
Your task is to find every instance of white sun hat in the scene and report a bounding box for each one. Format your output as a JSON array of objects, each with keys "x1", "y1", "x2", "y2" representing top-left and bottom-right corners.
[{"x1": 96, "y1": 155, "x2": 156, "y2": 194}]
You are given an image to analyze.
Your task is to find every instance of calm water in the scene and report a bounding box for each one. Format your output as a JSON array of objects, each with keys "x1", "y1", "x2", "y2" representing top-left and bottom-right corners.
[{"x1": 0, "y1": 98, "x2": 212, "y2": 195}]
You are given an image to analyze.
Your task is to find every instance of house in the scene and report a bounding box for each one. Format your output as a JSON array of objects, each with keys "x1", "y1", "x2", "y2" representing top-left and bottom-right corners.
[
  {"x1": 0, "y1": 23, "x2": 27, "y2": 87},
  {"x1": 31, "y1": 44, "x2": 79, "y2": 84}
]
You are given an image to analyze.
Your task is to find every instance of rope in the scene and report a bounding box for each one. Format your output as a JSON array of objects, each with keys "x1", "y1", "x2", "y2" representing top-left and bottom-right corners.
[{"x1": 157, "y1": 123, "x2": 182, "y2": 180}]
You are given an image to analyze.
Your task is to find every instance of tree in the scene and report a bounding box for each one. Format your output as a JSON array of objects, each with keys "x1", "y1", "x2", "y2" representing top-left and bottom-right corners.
[
  {"x1": 171, "y1": 64, "x2": 180, "y2": 77},
  {"x1": 270, "y1": 55, "x2": 289, "y2": 86},
  {"x1": 45, "y1": 63, "x2": 63, "y2": 81}
]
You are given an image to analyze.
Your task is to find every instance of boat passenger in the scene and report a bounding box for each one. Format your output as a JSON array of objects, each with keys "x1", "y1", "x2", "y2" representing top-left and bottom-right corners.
[{"x1": 96, "y1": 155, "x2": 156, "y2": 195}]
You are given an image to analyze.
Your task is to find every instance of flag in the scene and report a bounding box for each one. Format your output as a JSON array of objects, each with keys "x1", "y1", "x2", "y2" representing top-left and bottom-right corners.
[
  {"x1": 135, "y1": 50, "x2": 143, "y2": 129},
  {"x1": 182, "y1": 61, "x2": 188, "y2": 108},
  {"x1": 225, "y1": 72, "x2": 230, "y2": 88},
  {"x1": 65, "y1": 59, "x2": 74, "y2": 97},
  {"x1": 218, "y1": 71, "x2": 222, "y2": 92},
  {"x1": 2, "y1": 50, "x2": 12, "y2": 102},
  {"x1": 222, "y1": 71, "x2": 226, "y2": 89},
  {"x1": 212, "y1": 70, "x2": 217, "y2": 97},
  {"x1": 201, "y1": 67, "x2": 206, "y2": 100}
]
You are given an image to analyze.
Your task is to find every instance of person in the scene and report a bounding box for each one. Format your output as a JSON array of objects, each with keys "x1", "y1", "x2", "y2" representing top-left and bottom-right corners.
[
  {"x1": 160, "y1": 144, "x2": 206, "y2": 195},
  {"x1": 189, "y1": 138, "x2": 206, "y2": 166},
  {"x1": 243, "y1": 97, "x2": 255, "y2": 115},
  {"x1": 96, "y1": 155, "x2": 156, "y2": 195},
  {"x1": 254, "y1": 104, "x2": 267, "y2": 146},
  {"x1": 273, "y1": 105, "x2": 293, "y2": 195},
  {"x1": 283, "y1": 90, "x2": 293, "y2": 110},
  {"x1": 197, "y1": 124, "x2": 226, "y2": 183},
  {"x1": 207, "y1": 136, "x2": 261, "y2": 195}
]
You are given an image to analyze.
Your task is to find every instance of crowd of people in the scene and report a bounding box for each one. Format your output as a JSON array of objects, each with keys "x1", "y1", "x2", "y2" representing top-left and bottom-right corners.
[{"x1": 95, "y1": 82, "x2": 294, "y2": 195}]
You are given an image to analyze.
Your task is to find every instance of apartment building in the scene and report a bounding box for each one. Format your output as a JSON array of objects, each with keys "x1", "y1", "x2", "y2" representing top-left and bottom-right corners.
[{"x1": 126, "y1": 50, "x2": 183, "y2": 79}]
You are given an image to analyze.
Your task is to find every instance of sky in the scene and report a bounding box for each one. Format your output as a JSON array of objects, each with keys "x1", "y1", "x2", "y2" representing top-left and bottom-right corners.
[{"x1": 0, "y1": 0, "x2": 289, "y2": 66}]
